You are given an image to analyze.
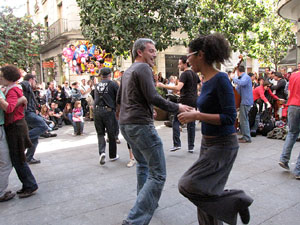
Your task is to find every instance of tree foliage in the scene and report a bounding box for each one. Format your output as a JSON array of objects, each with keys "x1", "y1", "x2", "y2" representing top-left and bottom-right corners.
[
  {"x1": 185, "y1": 0, "x2": 295, "y2": 69},
  {"x1": 247, "y1": 0, "x2": 295, "y2": 70},
  {"x1": 76, "y1": 0, "x2": 188, "y2": 59},
  {"x1": 183, "y1": 0, "x2": 266, "y2": 52},
  {"x1": 76, "y1": 0, "x2": 295, "y2": 69},
  {"x1": 0, "y1": 7, "x2": 46, "y2": 70}
]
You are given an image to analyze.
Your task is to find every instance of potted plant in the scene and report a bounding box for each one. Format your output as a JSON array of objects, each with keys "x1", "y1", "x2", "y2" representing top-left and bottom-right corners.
[{"x1": 154, "y1": 87, "x2": 168, "y2": 121}]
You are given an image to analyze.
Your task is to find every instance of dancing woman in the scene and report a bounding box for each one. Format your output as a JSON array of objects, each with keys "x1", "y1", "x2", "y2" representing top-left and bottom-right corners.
[{"x1": 177, "y1": 33, "x2": 253, "y2": 225}]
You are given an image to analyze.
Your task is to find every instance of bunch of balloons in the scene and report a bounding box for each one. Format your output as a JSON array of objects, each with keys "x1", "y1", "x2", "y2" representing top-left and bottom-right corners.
[{"x1": 62, "y1": 40, "x2": 113, "y2": 75}]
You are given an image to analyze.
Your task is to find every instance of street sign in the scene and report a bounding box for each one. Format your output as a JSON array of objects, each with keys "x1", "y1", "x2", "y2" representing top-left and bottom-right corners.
[{"x1": 42, "y1": 61, "x2": 55, "y2": 68}]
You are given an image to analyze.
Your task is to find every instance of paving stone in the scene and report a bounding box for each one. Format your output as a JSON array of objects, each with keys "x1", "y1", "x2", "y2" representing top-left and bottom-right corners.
[{"x1": 1, "y1": 121, "x2": 299, "y2": 225}]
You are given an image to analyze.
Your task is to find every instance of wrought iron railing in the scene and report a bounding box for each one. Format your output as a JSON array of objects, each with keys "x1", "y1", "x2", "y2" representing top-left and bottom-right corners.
[{"x1": 48, "y1": 18, "x2": 68, "y2": 40}]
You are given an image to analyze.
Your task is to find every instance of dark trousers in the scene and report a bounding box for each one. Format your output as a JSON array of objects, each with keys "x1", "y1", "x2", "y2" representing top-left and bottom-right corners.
[
  {"x1": 178, "y1": 135, "x2": 253, "y2": 225},
  {"x1": 94, "y1": 106, "x2": 117, "y2": 158},
  {"x1": 173, "y1": 113, "x2": 195, "y2": 150},
  {"x1": 81, "y1": 98, "x2": 88, "y2": 116},
  {"x1": 73, "y1": 121, "x2": 84, "y2": 135},
  {"x1": 10, "y1": 146, "x2": 38, "y2": 191},
  {"x1": 5, "y1": 119, "x2": 38, "y2": 191},
  {"x1": 50, "y1": 116, "x2": 63, "y2": 127}
]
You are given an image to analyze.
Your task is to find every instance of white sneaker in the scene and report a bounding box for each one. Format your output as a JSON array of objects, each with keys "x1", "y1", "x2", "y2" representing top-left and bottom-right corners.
[
  {"x1": 127, "y1": 159, "x2": 136, "y2": 168},
  {"x1": 110, "y1": 154, "x2": 119, "y2": 161},
  {"x1": 188, "y1": 149, "x2": 194, "y2": 153},
  {"x1": 99, "y1": 153, "x2": 106, "y2": 165}
]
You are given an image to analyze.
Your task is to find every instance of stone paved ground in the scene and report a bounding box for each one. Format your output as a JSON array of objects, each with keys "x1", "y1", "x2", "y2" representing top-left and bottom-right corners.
[{"x1": 0, "y1": 121, "x2": 300, "y2": 225}]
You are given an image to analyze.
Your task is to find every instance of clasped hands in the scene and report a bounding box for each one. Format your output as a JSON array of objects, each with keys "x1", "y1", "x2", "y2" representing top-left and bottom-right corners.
[{"x1": 178, "y1": 104, "x2": 198, "y2": 124}]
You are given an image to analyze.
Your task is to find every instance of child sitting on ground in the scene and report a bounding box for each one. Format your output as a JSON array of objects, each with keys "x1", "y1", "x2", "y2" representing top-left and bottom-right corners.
[{"x1": 72, "y1": 100, "x2": 84, "y2": 135}]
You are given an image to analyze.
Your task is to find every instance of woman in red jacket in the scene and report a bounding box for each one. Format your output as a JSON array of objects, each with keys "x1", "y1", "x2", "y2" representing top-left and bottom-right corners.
[
  {"x1": 0, "y1": 65, "x2": 38, "y2": 198},
  {"x1": 253, "y1": 80, "x2": 279, "y2": 108}
]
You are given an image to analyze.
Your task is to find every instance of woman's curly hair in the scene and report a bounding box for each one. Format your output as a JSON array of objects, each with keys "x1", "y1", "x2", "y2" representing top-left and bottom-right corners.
[
  {"x1": 188, "y1": 33, "x2": 231, "y2": 65},
  {"x1": 0, "y1": 65, "x2": 21, "y2": 82}
]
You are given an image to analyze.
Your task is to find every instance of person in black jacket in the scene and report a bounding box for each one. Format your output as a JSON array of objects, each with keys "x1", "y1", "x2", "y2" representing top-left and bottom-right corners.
[
  {"x1": 94, "y1": 68, "x2": 119, "y2": 165},
  {"x1": 60, "y1": 81, "x2": 72, "y2": 110},
  {"x1": 271, "y1": 72, "x2": 287, "y2": 100},
  {"x1": 21, "y1": 75, "x2": 48, "y2": 164},
  {"x1": 158, "y1": 56, "x2": 200, "y2": 153}
]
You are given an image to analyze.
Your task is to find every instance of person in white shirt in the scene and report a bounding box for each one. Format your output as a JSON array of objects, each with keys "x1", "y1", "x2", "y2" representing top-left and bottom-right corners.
[{"x1": 80, "y1": 79, "x2": 91, "y2": 117}]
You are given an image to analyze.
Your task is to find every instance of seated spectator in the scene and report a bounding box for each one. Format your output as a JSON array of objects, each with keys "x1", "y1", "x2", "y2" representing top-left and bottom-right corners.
[
  {"x1": 63, "y1": 102, "x2": 73, "y2": 125},
  {"x1": 49, "y1": 102, "x2": 63, "y2": 128},
  {"x1": 61, "y1": 81, "x2": 72, "y2": 109},
  {"x1": 39, "y1": 104, "x2": 58, "y2": 133},
  {"x1": 72, "y1": 100, "x2": 84, "y2": 135},
  {"x1": 40, "y1": 104, "x2": 50, "y2": 120}
]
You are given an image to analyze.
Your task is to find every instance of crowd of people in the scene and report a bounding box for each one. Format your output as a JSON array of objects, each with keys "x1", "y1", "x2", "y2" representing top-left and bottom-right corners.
[{"x1": 1, "y1": 34, "x2": 300, "y2": 225}]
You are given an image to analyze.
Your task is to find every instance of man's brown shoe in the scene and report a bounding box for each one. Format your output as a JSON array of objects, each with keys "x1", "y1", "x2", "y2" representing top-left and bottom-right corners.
[{"x1": 0, "y1": 191, "x2": 16, "y2": 202}]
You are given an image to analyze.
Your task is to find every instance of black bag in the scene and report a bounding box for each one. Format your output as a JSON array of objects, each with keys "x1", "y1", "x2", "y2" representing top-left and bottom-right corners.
[
  {"x1": 248, "y1": 105, "x2": 258, "y2": 128},
  {"x1": 260, "y1": 119, "x2": 274, "y2": 136}
]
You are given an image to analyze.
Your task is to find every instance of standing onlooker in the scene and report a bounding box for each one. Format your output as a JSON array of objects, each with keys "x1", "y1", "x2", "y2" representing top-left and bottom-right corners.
[
  {"x1": 80, "y1": 79, "x2": 91, "y2": 117},
  {"x1": 0, "y1": 65, "x2": 38, "y2": 198},
  {"x1": 233, "y1": 65, "x2": 254, "y2": 143},
  {"x1": 61, "y1": 81, "x2": 72, "y2": 109},
  {"x1": 271, "y1": 72, "x2": 287, "y2": 100},
  {"x1": 45, "y1": 81, "x2": 58, "y2": 107},
  {"x1": 278, "y1": 70, "x2": 300, "y2": 180},
  {"x1": 167, "y1": 76, "x2": 176, "y2": 95},
  {"x1": 117, "y1": 38, "x2": 191, "y2": 225},
  {"x1": 94, "y1": 68, "x2": 119, "y2": 165},
  {"x1": 158, "y1": 55, "x2": 200, "y2": 153},
  {"x1": 177, "y1": 33, "x2": 253, "y2": 225},
  {"x1": 86, "y1": 79, "x2": 95, "y2": 121},
  {"x1": 71, "y1": 82, "x2": 82, "y2": 108},
  {"x1": 21, "y1": 74, "x2": 48, "y2": 164},
  {"x1": 72, "y1": 100, "x2": 84, "y2": 136}
]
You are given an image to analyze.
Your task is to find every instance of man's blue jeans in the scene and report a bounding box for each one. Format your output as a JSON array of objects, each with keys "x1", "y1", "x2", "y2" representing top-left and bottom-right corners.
[
  {"x1": 120, "y1": 124, "x2": 166, "y2": 225},
  {"x1": 280, "y1": 105, "x2": 300, "y2": 176},
  {"x1": 25, "y1": 112, "x2": 48, "y2": 161},
  {"x1": 173, "y1": 113, "x2": 195, "y2": 150},
  {"x1": 239, "y1": 105, "x2": 251, "y2": 142}
]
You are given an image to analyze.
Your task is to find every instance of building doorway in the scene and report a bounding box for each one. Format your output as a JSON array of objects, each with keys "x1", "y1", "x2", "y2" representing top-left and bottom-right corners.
[{"x1": 165, "y1": 54, "x2": 183, "y2": 79}]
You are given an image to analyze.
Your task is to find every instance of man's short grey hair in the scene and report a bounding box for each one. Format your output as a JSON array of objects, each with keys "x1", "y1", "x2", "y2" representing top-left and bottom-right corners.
[{"x1": 132, "y1": 38, "x2": 156, "y2": 60}]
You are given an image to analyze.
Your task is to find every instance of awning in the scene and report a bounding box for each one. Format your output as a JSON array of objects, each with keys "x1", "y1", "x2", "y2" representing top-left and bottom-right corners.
[{"x1": 278, "y1": 47, "x2": 297, "y2": 65}]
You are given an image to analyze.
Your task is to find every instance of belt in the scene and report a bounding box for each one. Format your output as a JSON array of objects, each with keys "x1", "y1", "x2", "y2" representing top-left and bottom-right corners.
[{"x1": 95, "y1": 105, "x2": 113, "y2": 111}]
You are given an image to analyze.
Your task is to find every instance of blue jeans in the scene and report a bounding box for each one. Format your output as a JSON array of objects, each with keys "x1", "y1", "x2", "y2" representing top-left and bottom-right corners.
[
  {"x1": 239, "y1": 105, "x2": 251, "y2": 142},
  {"x1": 73, "y1": 121, "x2": 84, "y2": 134},
  {"x1": 120, "y1": 124, "x2": 166, "y2": 225},
  {"x1": 280, "y1": 105, "x2": 300, "y2": 176},
  {"x1": 173, "y1": 113, "x2": 195, "y2": 150},
  {"x1": 25, "y1": 112, "x2": 48, "y2": 161}
]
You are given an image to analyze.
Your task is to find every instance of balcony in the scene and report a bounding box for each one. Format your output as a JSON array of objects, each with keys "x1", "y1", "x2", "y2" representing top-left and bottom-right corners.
[
  {"x1": 40, "y1": 18, "x2": 82, "y2": 53},
  {"x1": 47, "y1": 18, "x2": 68, "y2": 41}
]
